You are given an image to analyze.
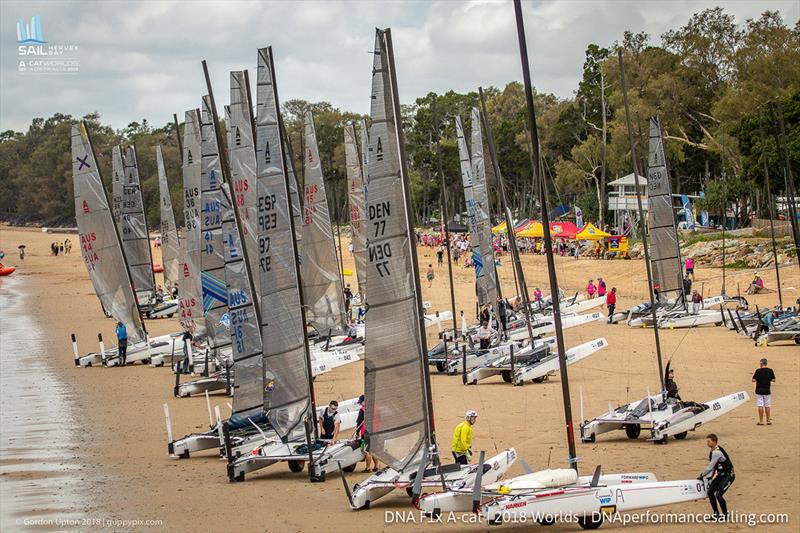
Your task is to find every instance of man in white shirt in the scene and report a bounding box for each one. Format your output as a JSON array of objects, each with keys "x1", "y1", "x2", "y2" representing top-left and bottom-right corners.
[{"x1": 475, "y1": 321, "x2": 496, "y2": 350}]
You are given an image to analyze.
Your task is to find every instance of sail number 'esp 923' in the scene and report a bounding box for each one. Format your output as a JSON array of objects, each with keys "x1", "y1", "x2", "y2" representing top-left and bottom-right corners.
[
  {"x1": 368, "y1": 200, "x2": 391, "y2": 277},
  {"x1": 258, "y1": 192, "x2": 277, "y2": 273}
]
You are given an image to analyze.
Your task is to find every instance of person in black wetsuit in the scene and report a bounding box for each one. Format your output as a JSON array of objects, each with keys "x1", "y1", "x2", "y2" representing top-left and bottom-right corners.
[
  {"x1": 496, "y1": 296, "x2": 509, "y2": 340},
  {"x1": 698, "y1": 433, "x2": 735, "y2": 520},
  {"x1": 665, "y1": 368, "x2": 681, "y2": 400},
  {"x1": 318, "y1": 400, "x2": 341, "y2": 443}
]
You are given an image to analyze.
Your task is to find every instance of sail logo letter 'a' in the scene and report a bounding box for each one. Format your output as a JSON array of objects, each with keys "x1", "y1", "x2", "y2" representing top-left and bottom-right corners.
[{"x1": 375, "y1": 137, "x2": 383, "y2": 161}]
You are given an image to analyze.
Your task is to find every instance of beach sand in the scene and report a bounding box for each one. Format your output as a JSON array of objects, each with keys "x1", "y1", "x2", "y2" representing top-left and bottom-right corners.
[{"x1": 1, "y1": 225, "x2": 798, "y2": 532}]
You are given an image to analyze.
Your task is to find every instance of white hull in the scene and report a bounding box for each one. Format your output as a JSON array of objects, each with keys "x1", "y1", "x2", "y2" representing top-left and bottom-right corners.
[
  {"x1": 561, "y1": 296, "x2": 605, "y2": 315},
  {"x1": 581, "y1": 391, "x2": 749, "y2": 443},
  {"x1": 659, "y1": 310, "x2": 723, "y2": 329},
  {"x1": 348, "y1": 449, "x2": 517, "y2": 510},
  {"x1": 483, "y1": 478, "x2": 708, "y2": 525},
  {"x1": 514, "y1": 338, "x2": 607, "y2": 385},
  {"x1": 508, "y1": 312, "x2": 602, "y2": 342}
]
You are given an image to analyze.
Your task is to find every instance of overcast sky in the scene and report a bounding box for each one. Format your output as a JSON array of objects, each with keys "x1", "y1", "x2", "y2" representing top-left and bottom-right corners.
[{"x1": 2, "y1": 0, "x2": 797, "y2": 132}]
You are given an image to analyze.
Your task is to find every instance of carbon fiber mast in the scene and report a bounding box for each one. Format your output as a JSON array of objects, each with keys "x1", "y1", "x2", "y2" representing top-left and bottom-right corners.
[
  {"x1": 513, "y1": 0, "x2": 577, "y2": 469},
  {"x1": 617, "y1": 49, "x2": 666, "y2": 392}
]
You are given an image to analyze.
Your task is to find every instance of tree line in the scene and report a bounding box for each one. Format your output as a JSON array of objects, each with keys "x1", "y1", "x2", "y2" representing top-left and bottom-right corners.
[{"x1": 0, "y1": 8, "x2": 797, "y2": 230}]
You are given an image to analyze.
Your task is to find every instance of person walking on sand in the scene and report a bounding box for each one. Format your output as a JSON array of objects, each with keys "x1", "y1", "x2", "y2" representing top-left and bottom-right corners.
[
  {"x1": 451, "y1": 410, "x2": 477, "y2": 465},
  {"x1": 18, "y1": 244, "x2": 26, "y2": 260},
  {"x1": 436, "y1": 245, "x2": 444, "y2": 267},
  {"x1": 752, "y1": 358, "x2": 775, "y2": 425},
  {"x1": 64, "y1": 238, "x2": 72, "y2": 254},
  {"x1": 496, "y1": 296, "x2": 509, "y2": 339},
  {"x1": 691, "y1": 290, "x2": 703, "y2": 314},
  {"x1": 597, "y1": 277, "x2": 606, "y2": 298},
  {"x1": 586, "y1": 279, "x2": 596, "y2": 298},
  {"x1": 426, "y1": 264, "x2": 435, "y2": 288},
  {"x1": 355, "y1": 395, "x2": 380, "y2": 472},
  {"x1": 698, "y1": 433, "x2": 735, "y2": 521},
  {"x1": 606, "y1": 287, "x2": 617, "y2": 324},
  {"x1": 115, "y1": 321, "x2": 128, "y2": 367}
]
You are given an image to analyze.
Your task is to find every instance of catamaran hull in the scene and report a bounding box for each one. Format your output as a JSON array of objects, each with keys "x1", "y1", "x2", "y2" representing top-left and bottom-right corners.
[
  {"x1": 659, "y1": 311, "x2": 723, "y2": 329},
  {"x1": 349, "y1": 449, "x2": 517, "y2": 510},
  {"x1": 482, "y1": 478, "x2": 708, "y2": 525},
  {"x1": 146, "y1": 300, "x2": 179, "y2": 319},
  {"x1": 418, "y1": 471, "x2": 657, "y2": 515},
  {"x1": 175, "y1": 375, "x2": 229, "y2": 397},
  {"x1": 508, "y1": 312, "x2": 602, "y2": 342},
  {"x1": 169, "y1": 431, "x2": 221, "y2": 458},
  {"x1": 513, "y1": 338, "x2": 606, "y2": 385},
  {"x1": 580, "y1": 391, "x2": 749, "y2": 443}
]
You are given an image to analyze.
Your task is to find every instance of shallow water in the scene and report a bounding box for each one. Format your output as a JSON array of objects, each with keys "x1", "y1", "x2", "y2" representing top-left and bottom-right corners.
[{"x1": 0, "y1": 276, "x2": 85, "y2": 530}]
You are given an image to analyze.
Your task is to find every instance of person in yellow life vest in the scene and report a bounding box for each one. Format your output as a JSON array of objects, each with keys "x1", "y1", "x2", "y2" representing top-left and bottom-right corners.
[{"x1": 451, "y1": 410, "x2": 477, "y2": 465}]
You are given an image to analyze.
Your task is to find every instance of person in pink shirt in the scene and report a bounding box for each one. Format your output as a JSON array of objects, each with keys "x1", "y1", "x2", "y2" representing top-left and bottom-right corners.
[
  {"x1": 597, "y1": 277, "x2": 606, "y2": 297},
  {"x1": 685, "y1": 257, "x2": 694, "y2": 280},
  {"x1": 586, "y1": 279, "x2": 596, "y2": 298}
]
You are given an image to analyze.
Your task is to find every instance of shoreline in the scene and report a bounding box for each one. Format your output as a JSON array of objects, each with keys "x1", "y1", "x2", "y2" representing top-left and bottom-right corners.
[{"x1": 1, "y1": 225, "x2": 798, "y2": 531}]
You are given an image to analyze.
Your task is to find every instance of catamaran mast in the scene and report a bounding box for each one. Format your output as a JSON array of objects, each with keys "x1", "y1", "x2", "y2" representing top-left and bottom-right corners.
[
  {"x1": 384, "y1": 27, "x2": 438, "y2": 450},
  {"x1": 721, "y1": 130, "x2": 728, "y2": 295},
  {"x1": 772, "y1": 99, "x2": 800, "y2": 270},
  {"x1": 173, "y1": 113, "x2": 183, "y2": 155},
  {"x1": 758, "y1": 110, "x2": 784, "y2": 308},
  {"x1": 617, "y1": 49, "x2": 666, "y2": 392},
  {"x1": 431, "y1": 95, "x2": 459, "y2": 342},
  {"x1": 479, "y1": 87, "x2": 535, "y2": 343},
  {"x1": 513, "y1": 0, "x2": 577, "y2": 469}
]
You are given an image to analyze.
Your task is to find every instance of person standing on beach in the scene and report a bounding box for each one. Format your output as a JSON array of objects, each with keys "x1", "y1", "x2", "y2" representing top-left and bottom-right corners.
[
  {"x1": 451, "y1": 410, "x2": 477, "y2": 465},
  {"x1": 475, "y1": 321, "x2": 495, "y2": 350},
  {"x1": 752, "y1": 358, "x2": 775, "y2": 425},
  {"x1": 18, "y1": 244, "x2": 26, "y2": 259},
  {"x1": 115, "y1": 321, "x2": 128, "y2": 366},
  {"x1": 496, "y1": 296, "x2": 509, "y2": 339},
  {"x1": 426, "y1": 264, "x2": 435, "y2": 288},
  {"x1": 698, "y1": 433, "x2": 735, "y2": 521},
  {"x1": 606, "y1": 287, "x2": 617, "y2": 324},
  {"x1": 181, "y1": 326, "x2": 194, "y2": 374},
  {"x1": 597, "y1": 278, "x2": 606, "y2": 298},
  {"x1": 436, "y1": 245, "x2": 444, "y2": 267},
  {"x1": 685, "y1": 257, "x2": 694, "y2": 281},
  {"x1": 586, "y1": 279, "x2": 596, "y2": 298},
  {"x1": 318, "y1": 401, "x2": 341, "y2": 443}
]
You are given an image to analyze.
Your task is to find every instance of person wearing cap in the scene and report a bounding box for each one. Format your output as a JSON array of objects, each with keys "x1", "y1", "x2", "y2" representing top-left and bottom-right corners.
[
  {"x1": 752, "y1": 359, "x2": 776, "y2": 426},
  {"x1": 747, "y1": 272, "x2": 765, "y2": 294},
  {"x1": 354, "y1": 395, "x2": 379, "y2": 472},
  {"x1": 451, "y1": 410, "x2": 477, "y2": 465}
]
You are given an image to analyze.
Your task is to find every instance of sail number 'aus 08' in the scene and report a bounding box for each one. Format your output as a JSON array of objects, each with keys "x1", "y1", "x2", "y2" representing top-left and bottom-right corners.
[{"x1": 368, "y1": 200, "x2": 391, "y2": 277}]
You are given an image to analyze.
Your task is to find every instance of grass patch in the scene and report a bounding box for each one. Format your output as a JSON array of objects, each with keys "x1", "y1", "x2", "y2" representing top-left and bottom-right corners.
[{"x1": 724, "y1": 260, "x2": 751, "y2": 269}]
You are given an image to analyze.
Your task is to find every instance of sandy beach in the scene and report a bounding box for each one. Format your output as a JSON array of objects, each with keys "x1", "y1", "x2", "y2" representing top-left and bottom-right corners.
[{"x1": 1, "y1": 224, "x2": 798, "y2": 532}]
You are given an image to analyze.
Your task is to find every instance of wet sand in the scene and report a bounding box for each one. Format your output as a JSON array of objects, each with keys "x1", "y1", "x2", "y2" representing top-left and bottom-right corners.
[{"x1": 1, "y1": 225, "x2": 798, "y2": 531}]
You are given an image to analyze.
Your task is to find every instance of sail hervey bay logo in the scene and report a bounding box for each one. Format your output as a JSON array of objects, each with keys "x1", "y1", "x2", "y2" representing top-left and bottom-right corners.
[
  {"x1": 17, "y1": 15, "x2": 46, "y2": 44},
  {"x1": 17, "y1": 15, "x2": 80, "y2": 74}
]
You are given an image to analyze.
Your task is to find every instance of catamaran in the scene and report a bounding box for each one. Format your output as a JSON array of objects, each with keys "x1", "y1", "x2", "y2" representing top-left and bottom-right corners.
[
  {"x1": 71, "y1": 124, "x2": 178, "y2": 368},
  {"x1": 580, "y1": 97, "x2": 747, "y2": 445},
  {"x1": 339, "y1": 29, "x2": 515, "y2": 512}
]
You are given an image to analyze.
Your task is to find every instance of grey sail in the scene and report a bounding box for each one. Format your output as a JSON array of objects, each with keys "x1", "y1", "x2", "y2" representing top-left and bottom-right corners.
[
  {"x1": 72, "y1": 123, "x2": 145, "y2": 344},
  {"x1": 255, "y1": 46, "x2": 310, "y2": 437},
  {"x1": 469, "y1": 107, "x2": 498, "y2": 307},
  {"x1": 156, "y1": 145, "x2": 181, "y2": 290},
  {"x1": 179, "y1": 109, "x2": 205, "y2": 336},
  {"x1": 344, "y1": 122, "x2": 368, "y2": 297},
  {"x1": 364, "y1": 29, "x2": 429, "y2": 471},
  {"x1": 111, "y1": 146, "x2": 124, "y2": 227},
  {"x1": 229, "y1": 71, "x2": 260, "y2": 290},
  {"x1": 301, "y1": 111, "x2": 347, "y2": 336},
  {"x1": 647, "y1": 117, "x2": 684, "y2": 303},
  {"x1": 200, "y1": 95, "x2": 231, "y2": 355},
  {"x1": 121, "y1": 145, "x2": 156, "y2": 304},
  {"x1": 220, "y1": 183, "x2": 264, "y2": 424}
]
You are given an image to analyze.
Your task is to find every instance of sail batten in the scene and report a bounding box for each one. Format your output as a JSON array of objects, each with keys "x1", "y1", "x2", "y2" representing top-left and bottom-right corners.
[
  {"x1": 200, "y1": 95, "x2": 231, "y2": 353},
  {"x1": 364, "y1": 29, "x2": 429, "y2": 472},
  {"x1": 344, "y1": 121, "x2": 368, "y2": 297},
  {"x1": 72, "y1": 123, "x2": 144, "y2": 344},
  {"x1": 179, "y1": 109, "x2": 205, "y2": 336},
  {"x1": 156, "y1": 145, "x2": 180, "y2": 290},
  {"x1": 301, "y1": 111, "x2": 347, "y2": 336},
  {"x1": 255, "y1": 47, "x2": 310, "y2": 438},
  {"x1": 647, "y1": 117, "x2": 683, "y2": 302}
]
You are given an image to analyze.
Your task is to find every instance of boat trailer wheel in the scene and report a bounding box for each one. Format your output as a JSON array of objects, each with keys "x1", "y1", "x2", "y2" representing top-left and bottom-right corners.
[
  {"x1": 624, "y1": 424, "x2": 641, "y2": 439},
  {"x1": 674, "y1": 431, "x2": 688, "y2": 440},
  {"x1": 578, "y1": 514, "x2": 603, "y2": 530},
  {"x1": 288, "y1": 460, "x2": 305, "y2": 472}
]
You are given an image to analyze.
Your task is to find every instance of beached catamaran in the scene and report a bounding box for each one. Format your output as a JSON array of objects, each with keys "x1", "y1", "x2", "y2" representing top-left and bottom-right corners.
[
  {"x1": 340, "y1": 29, "x2": 515, "y2": 511},
  {"x1": 579, "y1": 51, "x2": 748, "y2": 446},
  {"x1": 71, "y1": 124, "x2": 175, "y2": 367}
]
